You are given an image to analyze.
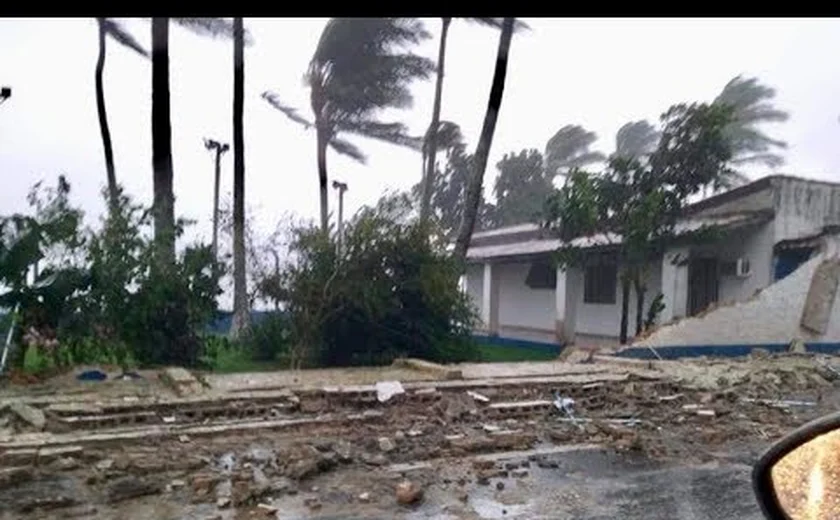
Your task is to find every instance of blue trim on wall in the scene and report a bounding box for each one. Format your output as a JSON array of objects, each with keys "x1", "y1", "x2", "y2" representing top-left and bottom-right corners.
[
  {"x1": 472, "y1": 334, "x2": 563, "y2": 354},
  {"x1": 615, "y1": 342, "x2": 840, "y2": 360}
]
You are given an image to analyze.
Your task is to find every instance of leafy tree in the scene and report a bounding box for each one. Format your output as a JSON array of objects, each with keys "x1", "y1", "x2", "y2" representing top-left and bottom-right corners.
[
  {"x1": 418, "y1": 18, "x2": 529, "y2": 225},
  {"x1": 94, "y1": 19, "x2": 148, "y2": 213},
  {"x1": 1, "y1": 178, "x2": 223, "y2": 370},
  {"x1": 710, "y1": 75, "x2": 790, "y2": 192},
  {"x1": 262, "y1": 18, "x2": 435, "y2": 232},
  {"x1": 454, "y1": 18, "x2": 516, "y2": 262},
  {"x1": 544, "y1": 102, "x2": 735, "y2": 344},
  {"x1": 612, "y1": 120, "x2": 660, "y2": 163},
  {"x1": 493, "y1": 149, "x2": 552, "y2": 227},
  {"x1": 544, "y1": 124, "x2": 606, "y2": 182}
]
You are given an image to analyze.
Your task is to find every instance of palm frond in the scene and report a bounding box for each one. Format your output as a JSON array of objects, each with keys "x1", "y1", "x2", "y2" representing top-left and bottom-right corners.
[
  {"x1": 328, "y1": 137, "x2": 366, "y2": 163},
  {"x1": 339, "y1": 119, "x2": 422, "y2": 151},
  {"x1": 545, "y1": 124, "x2": 605, "y2": 174},
  {"x1": 102, "y1": 19, "x2": 149, "y2": 57},
  {"x1": 613, "y1": 120, "x2": 660, "y2": 160},
  {"x1": 171, "y1": 17, "x2": 254, "y2": 46},
  {"x1": 261, "y1": 92, "x2": 314, "y2": 129},
  {"x1": 714, "y1": 75, "x2": 789, "y2": 168},
  {"x1": 729, "y1": 153, "x2": 786, "y2": 169},
  {"x1": 463, "y1": 18, "x2": 531, "y2": 32}
]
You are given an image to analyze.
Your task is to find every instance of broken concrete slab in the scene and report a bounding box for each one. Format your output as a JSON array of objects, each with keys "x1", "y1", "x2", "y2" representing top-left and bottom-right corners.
[
  {"x1": 801, "y1": 258, "x2": 840, "y2": 334},
  {"x1": 1, "y1": 401, "x2": 47, "y2": 431},
  {"x1": 159, "y1": 367, "x2": 204, "y2": 397}
]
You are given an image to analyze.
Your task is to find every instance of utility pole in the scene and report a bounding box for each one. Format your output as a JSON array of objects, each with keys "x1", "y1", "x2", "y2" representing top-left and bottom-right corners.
[
  {"x1": 203, "y1": 138, "x2": 230, "y2": 265},
  {"x1": 332, "y1": 180, "x2": 348, "y2": 257},
  {"x1": 0, "y1": 86, "x2": 11, "y2": 107}
]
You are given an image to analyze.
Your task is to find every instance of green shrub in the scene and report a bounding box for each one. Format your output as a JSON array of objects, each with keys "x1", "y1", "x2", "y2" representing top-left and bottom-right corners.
[
  {"x1": 238, "y1": 312, "x2": 292, "y2": 363},
  {"x1": 283, "y1": 207, "x2": 480, "y2": 368}
]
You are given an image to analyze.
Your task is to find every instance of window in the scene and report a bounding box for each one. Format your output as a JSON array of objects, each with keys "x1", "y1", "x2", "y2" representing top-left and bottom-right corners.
[
  {"x1": 584, "y1": 253, "x2": 617, "y2": 304},
  {"x1": 525, "y1": 261, "x2": 557, "y2": 290}
]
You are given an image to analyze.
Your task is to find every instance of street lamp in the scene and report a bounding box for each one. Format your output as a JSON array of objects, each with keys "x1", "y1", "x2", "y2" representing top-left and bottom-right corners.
[
  {"x1": 332, "y1": 180, "x2": 348, "y2": 257},
  {"x1": 0, "y1": 86, "x2": 10, "y2": 106}
]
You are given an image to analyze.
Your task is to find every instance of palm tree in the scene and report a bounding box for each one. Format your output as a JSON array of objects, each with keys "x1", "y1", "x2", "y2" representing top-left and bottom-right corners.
[
  {"x1": 149, "y1": 17, "x2": 244, "y2": 269},
  {"x1": 262, "y1": 18, "x2": 435, "y2": 233},
  {"x1": 612, "y1": 120, "x2": 660, "y2": 162},
  {"x1": 418, "y1": 18, "x2": 529, "y2": 225},
  {"x1": 453, "y1": 18, "x2": 516, "y2": 262},
  {"x1": 230, "y1": 17, "x2": 248, "y2": 338},
  {"x1": 710, "y1": 75, "x2": 789, "y2": 194},
  {"x1": 95, "y1": 18, "x2": 148, "y2": 214},
  {"x1": 544, "y1": 125, "x2": 606, "y2": 184}
]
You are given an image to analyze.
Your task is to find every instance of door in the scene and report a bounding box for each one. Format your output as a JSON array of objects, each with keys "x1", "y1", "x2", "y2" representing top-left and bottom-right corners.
[{"x1": 688, "y1": 257, "x2": 719, "y2": 316}]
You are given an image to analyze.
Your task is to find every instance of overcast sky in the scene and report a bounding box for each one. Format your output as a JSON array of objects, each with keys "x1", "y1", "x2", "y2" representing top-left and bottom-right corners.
[{"x1": 2, "y1": 17, "x2": 840, "y2": 246}]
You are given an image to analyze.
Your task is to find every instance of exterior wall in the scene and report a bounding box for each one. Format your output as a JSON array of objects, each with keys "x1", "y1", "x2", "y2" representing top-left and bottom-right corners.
[
  {"x1": 772, "y1": 177, "x2": 840, "y2": 243},
  {"x1": 638, "y1": 236, "x2": 840, "y2": 348},
  {"x1": 465, "y1": 263, "x2": 484, "y2": 323},
  {"x1": 689, "y1": 221, "x2": 775, "y2": 306},
  {"x1": 496, "y1": 261, "x2": 555, "y2": 333},
  {"x1": 574, "y1": 261, "x2": 663, "y2": 338}
]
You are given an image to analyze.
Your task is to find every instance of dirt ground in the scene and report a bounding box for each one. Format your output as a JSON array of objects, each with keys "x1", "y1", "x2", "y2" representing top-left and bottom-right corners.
[{"x1": 1, "y1": 351, "x2": 838, "y2": 519}]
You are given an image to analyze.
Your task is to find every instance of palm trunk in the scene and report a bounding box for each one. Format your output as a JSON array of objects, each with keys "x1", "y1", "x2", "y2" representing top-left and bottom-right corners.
[
  {"x1": 419, "y1": 17, "x2": 451, "y2": 225},
  {"x1": 231, "y1": 17, "x2": 249, "y2": 338},
  {"x1": 151, "y1": 17, "x2": 175, "y2": 269},
  {"x1": 453, "y1": 18, "x2": 514, "y2": 262},
  {"x1": 619, "y1": 275, "x2": 630, "y2": 344},
  {"x1": 95, "y1": 18, "x2": 118, "y2": 214},
  {"x1": 316, "y1": 125, "x2": 329, "y2": 233}
]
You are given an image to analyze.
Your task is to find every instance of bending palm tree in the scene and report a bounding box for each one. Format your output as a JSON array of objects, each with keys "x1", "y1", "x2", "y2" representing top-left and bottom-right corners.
[
  {"x1": 710, "y1": 75, "x2": 789, "y2": 193},
  {"x1": 95, "y1": 18, "x2": 147, "y2": 214},
  {"x1": 419, "y1": 18, "x2": 529, "y2": 225},
  {"x1": 262, "y1": 18, "x2": 435, "y2": 232},
  {"x1": 612, "y1": 120, "x2": 660, "y2": 163},
  {"x1": 454, "y1": 18, "x2": 516, "y2": 262},
  {"x1": 544, "y1": 124, "x2": 606, "y2": 184}
]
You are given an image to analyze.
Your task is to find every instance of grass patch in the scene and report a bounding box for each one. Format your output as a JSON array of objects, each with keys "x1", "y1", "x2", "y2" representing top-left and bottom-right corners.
[{"x1": 477, "y1": 343, "x2": 558, "y2": 362}]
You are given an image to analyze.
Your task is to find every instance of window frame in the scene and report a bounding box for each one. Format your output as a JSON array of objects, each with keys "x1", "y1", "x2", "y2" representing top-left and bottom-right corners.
[{"x1": 583, "y1": 252, "x2": 618, "y2": 305}]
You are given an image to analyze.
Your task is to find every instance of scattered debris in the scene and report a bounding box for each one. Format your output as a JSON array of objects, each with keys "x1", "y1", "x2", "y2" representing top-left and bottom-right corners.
[
  {"x1": 375, "y1": 381, "x2": 405, "y2": 403},
  {"x1": 378, "y1": 437, "x2": 396, "y2": 453},
  {"x1": 467, "y1": 390, "x2": 490, "y2": 403},
  {"x1": 76, "y1": 369, "x2": 108, "y2": 382},
  {"x1": 395, "y1": 480, "x2": 424, "y2": 505}
]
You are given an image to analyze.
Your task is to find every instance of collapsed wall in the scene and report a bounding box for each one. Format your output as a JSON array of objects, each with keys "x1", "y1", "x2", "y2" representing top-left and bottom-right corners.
[{"x1": 635, "y1": 236, "x2": 840, "y2": 348}]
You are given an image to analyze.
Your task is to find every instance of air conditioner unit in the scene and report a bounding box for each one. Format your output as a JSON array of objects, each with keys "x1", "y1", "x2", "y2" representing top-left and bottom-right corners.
[{"x1": 736, "y1": 257, "x2": 752, "y2": 278}]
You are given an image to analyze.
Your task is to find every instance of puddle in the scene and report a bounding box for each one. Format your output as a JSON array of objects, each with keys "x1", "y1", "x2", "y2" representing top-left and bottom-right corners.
[{"x1": 470, "y1": 496, "x2": 530, "y2": 519}]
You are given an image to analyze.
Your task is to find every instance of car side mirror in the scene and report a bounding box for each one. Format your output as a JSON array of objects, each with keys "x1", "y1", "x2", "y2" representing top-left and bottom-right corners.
[{"x1": 753, "y1": 411, "x2": 840, "y2": 519}]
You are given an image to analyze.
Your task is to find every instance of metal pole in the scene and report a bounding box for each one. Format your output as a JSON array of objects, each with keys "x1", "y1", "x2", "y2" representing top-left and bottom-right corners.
[{"x1": 0, "y1": 303, "x2": 21, "y2": 375}]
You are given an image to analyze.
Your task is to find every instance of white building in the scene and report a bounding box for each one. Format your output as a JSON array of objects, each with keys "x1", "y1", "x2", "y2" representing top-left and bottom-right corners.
[{"x1": 463, "y1": 175, "x2": 840, "y2": 348}]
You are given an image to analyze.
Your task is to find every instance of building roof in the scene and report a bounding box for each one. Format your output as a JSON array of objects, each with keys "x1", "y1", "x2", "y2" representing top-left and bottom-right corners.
[{"x1": 466, "y1": 211, "x2": 772, "y2": 262}]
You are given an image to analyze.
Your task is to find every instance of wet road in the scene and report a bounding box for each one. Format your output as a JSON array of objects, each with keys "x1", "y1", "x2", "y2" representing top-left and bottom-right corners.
[{"x1": 300, "y1": 448, "x2": 767, "y2": 520}]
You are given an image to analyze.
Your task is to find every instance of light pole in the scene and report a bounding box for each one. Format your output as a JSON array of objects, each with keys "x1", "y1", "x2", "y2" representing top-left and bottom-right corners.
[
  {"x1": 332, "y1": 180, "x2": 348, "y2": 257},
  {"x1": 204, "y1": 138, "x2": 230, "y2": 265},
  {"x1": 0, "y1": 86, "x2": 10, "y2": 107}
]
